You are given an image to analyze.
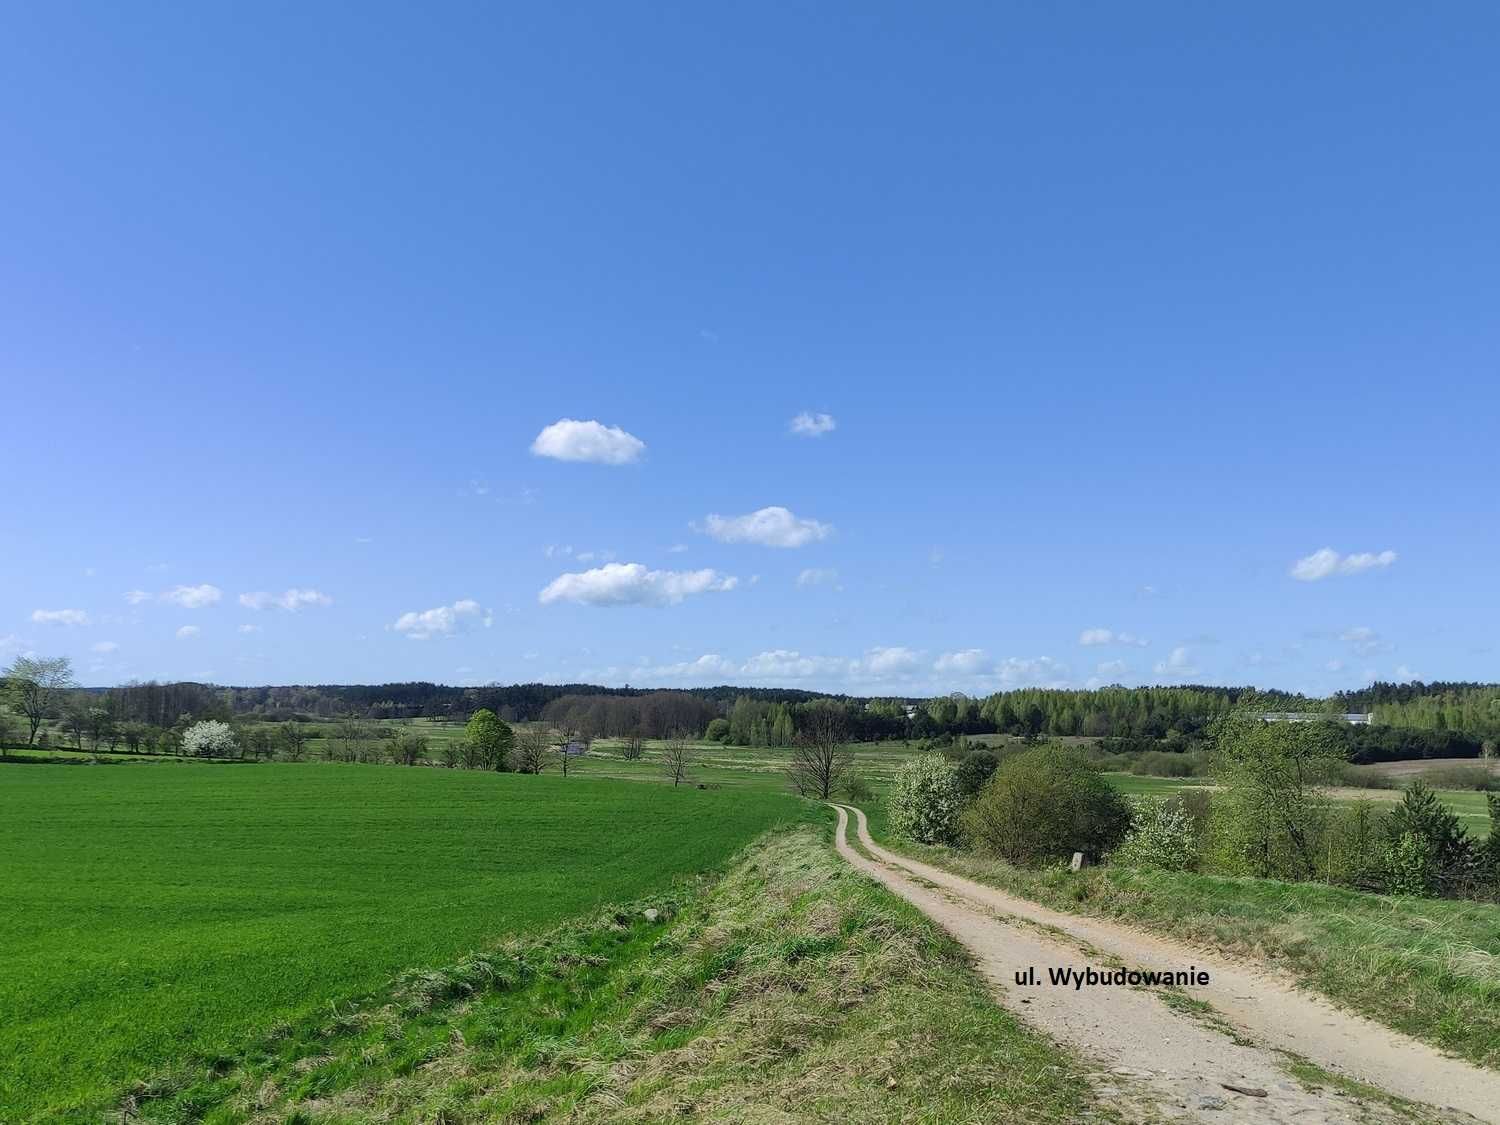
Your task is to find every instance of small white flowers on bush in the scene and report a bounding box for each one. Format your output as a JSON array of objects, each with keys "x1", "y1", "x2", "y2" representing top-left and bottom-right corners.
[
  {"x1": 887, "y1": 753, "x2": 964, "y2": 845},
  {"x1": 1114, "y1": 796, "x2": 1198, "y2": 871},
  {"x1": 182, "y1": 719, "x2": 237, "y2": 758}
]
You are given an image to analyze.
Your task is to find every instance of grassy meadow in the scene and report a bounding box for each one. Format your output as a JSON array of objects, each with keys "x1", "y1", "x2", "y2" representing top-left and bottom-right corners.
[
  {"x1": 0, "y1": 763, "x2": 811, "y2": 1120},
  {"x1": 123, "y1": 827, "x2": 1099, "y2": 1124}
]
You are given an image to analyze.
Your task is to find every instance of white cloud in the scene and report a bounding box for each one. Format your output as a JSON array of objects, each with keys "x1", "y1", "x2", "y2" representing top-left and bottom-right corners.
[
  {"x1": 1395, "y1": 664, "x2": 1417, "y2": 681},
  {"x1": 1078, "y1": 628, "x2": 1148, "y2": 647},
  {"x1": 666, "y1": 543, "x2": 689, "y2": 554},
  {"x1": 934, "y1": 649, "x2": 992, "y2": 676},
  {"x1": 239, "y1": 588, "x2": 333, "y2": 612},
  {"x1": 530, "y1": 418, "x2": 645, "y2": 465},
  {"x1": 996, "y1": 657, "x2": 1072, "y2": 689},
  {"x1": 239, "y1": 624, "x2": 262, "y2": 634},
  {"x1": 1340, "y1": 626, "x2": 1385, "y2": 656},
  {"x1": 124, "y1": 589, "x2": 152, "y2": 605},
  {"x1": 31, "y1": 608, "x2": 91, "y2": 626},
  {"x1": 633, "y1": 654, "x2": 740, "y2": 681},
  {"x1": 539, "y1": 563, "x2": 738, "y2": 608},
  {"x1": 90, "y1": 641, "x2": 119, "y2": 654},
  {"x1": 740, "y1": 649, "x2": 847, "y2": 680},
  {"x1": 1153, "y1": 646, "x2": 1200, "y2": 679},
  {"x1": 161, "y1": 584, "x2": 223, "y2": 609},
  {"x1": 796, "y1": 567, "x2": 840, "y2": 588},
  {"x1": 1290, "y1": 547, "x2": 1397, "y2": 581},
  {"x1": 393, "y1": 599, "x2": 492, "y2": 640},
  {"x1": 789, "y1": 411, "x2": 837, "y2": 437},
  {"x1": 1326, "y1": 659, "x2": 1345, "y2": 672},
  {"x1": 853, "y1": 646, "x2": 923, "y2": 679},
  {"x1": 176, "y1": 625, "x2": 200, "y2": 640},
  {"x1": 1095, "y1": 659, "x2": 1130, "y2": 679},
  {"x1": 701, "y1": 506, "x2": 832, "y2": 548}
]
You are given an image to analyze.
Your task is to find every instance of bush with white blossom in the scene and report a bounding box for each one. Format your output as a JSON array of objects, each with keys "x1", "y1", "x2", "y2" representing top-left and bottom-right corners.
[
  {"x1": 1113, "y1": 796, "x2": 1199, "y2": 871},
  {"x1": 182, "y1": 719, "x2": 238, "y2": 758},
  {"x1": 887, "y1": 753, "x2": 965, "y2": 845}
]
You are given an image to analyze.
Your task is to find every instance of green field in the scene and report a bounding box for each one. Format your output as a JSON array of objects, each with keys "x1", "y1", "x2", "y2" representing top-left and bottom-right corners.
[{"x1": 0, "y1": 764, "x2": 810, "y2": 1120}]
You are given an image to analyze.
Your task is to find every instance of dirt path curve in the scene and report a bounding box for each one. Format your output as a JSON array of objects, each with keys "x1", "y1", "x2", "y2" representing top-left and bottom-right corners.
[{"x1": 831, "y1": 804, "x2": 1500, "y2": 1124}]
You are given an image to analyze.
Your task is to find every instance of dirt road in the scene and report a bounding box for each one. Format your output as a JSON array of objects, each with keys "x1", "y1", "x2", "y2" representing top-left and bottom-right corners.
[{"x1": 831, "y1": 803, "x2": 1500, "y2": 1123}]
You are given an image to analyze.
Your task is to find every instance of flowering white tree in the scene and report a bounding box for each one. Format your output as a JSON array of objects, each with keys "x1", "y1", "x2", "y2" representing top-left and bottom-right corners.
[
  {"x1": 182, "y1": 719, "x2": 238, "y2": 759},
  {"x1": 1113, "y1": 797, "x2": 1199, "y2": 871},
  {"x1": 887, "y1": 753, "x2": 964, "y2": 845}
]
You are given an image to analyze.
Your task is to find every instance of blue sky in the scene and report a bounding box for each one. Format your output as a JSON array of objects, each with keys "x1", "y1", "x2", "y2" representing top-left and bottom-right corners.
[{"x1": 4, "y1": 4, "x2": 1496, "y2": 695}]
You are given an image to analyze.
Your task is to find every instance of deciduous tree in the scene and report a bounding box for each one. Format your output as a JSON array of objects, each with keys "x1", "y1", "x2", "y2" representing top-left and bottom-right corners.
[
  {"x1": 786, "y1": 705, "x2": 851, "y2": 799},
  {"x1": 661, "y1": 729, "x2": 693, "y2": 787},
  {"x1": 3, "y1": 656, "x2": 75, "y2": 745}
]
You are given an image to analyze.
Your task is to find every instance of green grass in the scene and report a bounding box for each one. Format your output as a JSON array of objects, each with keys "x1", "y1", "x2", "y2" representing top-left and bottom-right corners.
[
  {"x1": 123, "y1": 826, "x2": 1101, "y2": 1124},
  {"x1": 0, "y1": 763, "x2": 811, "y2": 1121}
]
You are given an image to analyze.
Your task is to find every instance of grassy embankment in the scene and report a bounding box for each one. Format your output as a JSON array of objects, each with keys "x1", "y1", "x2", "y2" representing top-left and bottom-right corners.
[
  {"x1": 114, "y1": 825, "x2": 1101, "y2": 1125},
  {"x1": 0, "y1": 765, "x2": 811, "y2": 1120},
  {"x1": 863, "y1": 812, "x2": 1500, "y2": 1071}
]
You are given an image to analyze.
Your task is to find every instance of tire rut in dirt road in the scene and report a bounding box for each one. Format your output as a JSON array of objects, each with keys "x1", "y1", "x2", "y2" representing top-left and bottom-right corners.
[{"x1": 830, "y1": 803, "x2": 1496, "y2": 1125}]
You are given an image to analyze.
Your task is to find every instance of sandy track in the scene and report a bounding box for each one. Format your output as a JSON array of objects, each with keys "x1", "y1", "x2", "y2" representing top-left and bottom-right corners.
[{"x1": 830, "y1": 803, "x2": 1499, "y2": 1124}]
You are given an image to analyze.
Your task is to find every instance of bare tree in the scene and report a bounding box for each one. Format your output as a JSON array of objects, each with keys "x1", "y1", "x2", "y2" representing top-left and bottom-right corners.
[
  {"x1": 5, "y1": 656, "x2": 75, "y2": 746},
  {"x1": 661, "y1": 728, "x2": 694, "y2": 788},
  {"x1": 277, "y1": 723, "x2": 308, "y2": 762},
  {"x1": 513, "y1": 727, "x2": 551, "y2": 774},
  {"x1": 786, "y1": 705, "x2": 851, "y2": 799},
  {"x1": 620, "y1": 729, "x2": 645, "y2": 761}
]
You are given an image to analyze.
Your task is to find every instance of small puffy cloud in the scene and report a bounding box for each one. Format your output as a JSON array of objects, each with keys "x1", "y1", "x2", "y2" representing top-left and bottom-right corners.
[
  {"x1": 239, "y1": 624, "x2": 262, "y2": 634},
  {"x1": 740, "y1": 649, "x2": 847, "y2": 680},
  {"x1": 161, "y1": 584, "x2": 223, "y2": 609},
  {"x1": 1339, "y1": 626, "x2": 1388, "y2": 656},
  {"x1": 239, "y1": 588, "x2": 333, "y2": 612},
  {"x1": 393, "y1": 599, "x2": 492, "y2": 640},
  {"x1": 124, "y1": 589, "x2": 152, "y2": 605},
  {"x1": 530, "y1": 418, "x2": 645, "y2": 465},
  {"x1": 796, "y1": 567, "x2": 840, "y2": 588},
  {"x1": 701, "y1": 506, "x2": 832, "y2": 548},
  {"x1": 539, "y1": 563, "x2": 737, "y2": 608},
  {"x1": 175, "y1": 625, "x2": 201, "y2": 640},
  {"x1": 789, "y1": 411, "x2": 836, "y2": 437},
  {"x1": 1395, "y1": 664, "x2": 1417, "y2": 681},
  {"x1": 934, "y1": 649, "x2": 992, "y2": 676},
  {"x1": 636, "y1": 654, "x2": 740, "y2": 681},
  {"x1": 1095, "y1": 659, "x2": 1130, "y2": 679},
  {"x1": 854, "y1": 646, "x2": 923, "y2": 679},
  {"x1": 1153, "y1": 646, "x2": 1200, "y2": 679},
  {"x1": 1078, "y1": 628, "x2": 1148, "y2": 647},
  {"x1": 996, "y1": 657, "x2": 1071, "y2": 688},
  {"x1": 31, "y1": 608, "x2": 91, "y2": 626},
  {"x1": 91, "y1": 641, "x2": 119, "y2": 654},
  {"x1": 1290, "y1": 547, "x2": 1397, "y2": 581}
]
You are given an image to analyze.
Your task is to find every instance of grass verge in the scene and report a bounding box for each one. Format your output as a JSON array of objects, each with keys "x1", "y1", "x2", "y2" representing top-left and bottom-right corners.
[{"x1": 112, "y1": 825, "x2": 1101, "y2": 1124}]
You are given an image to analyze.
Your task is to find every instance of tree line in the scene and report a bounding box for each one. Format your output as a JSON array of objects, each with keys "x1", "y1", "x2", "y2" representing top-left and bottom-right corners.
[{"x1": 6, "y1": 658, "x2": 1500, "y2": 760}]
